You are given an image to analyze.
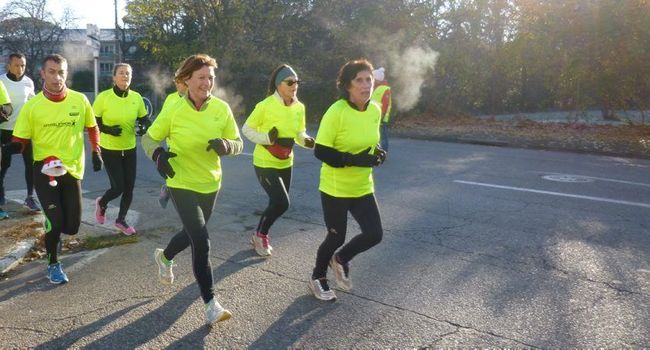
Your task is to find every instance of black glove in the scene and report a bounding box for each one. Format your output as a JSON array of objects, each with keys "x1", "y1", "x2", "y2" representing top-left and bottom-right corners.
[
  {"x1": 268, "y1": 127, "x2": 278, "y2": 143},
  {"x1": 152, "y1": 147, "x2": 176, "y2": 179},
  {"x1": 206, "y1": 138, "x2": 231, "y2": 156},
  {"x1": 276, "y1": 137, "x2": 295, "y2": 148},
  {"x1": 2, "y1": 142, "x2": 23, "y2": 155},
  {"x1": 136, "y1": 117, "x2": 152, "y2": 136},
  {"x1": 92, "y1": 152, "x2": 103, "y2": 171},
  {"x1": 0, "y1": 104, "x2": 12, "y2": 123},
  {"x1": 344, "y1": 147, "x2": 381, "y2": 167},
  {"x1": 99, "y1": 123, "x2": 122, "y2": 136},
  {"x1": 303, "y1": 137, "x2": 315, "y2": 149},
  {"x1": 374, "y1": 145, "x2": 387, "y2": 164}
]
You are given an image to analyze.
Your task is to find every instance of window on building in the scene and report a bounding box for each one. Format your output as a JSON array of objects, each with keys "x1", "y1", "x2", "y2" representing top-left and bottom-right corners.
[
  {"x1": 100, "y1": 45, "x2": 115, "y2": 54},
  {"x1": 100, "y1": 62, "x2": 114, "y2": 74}
]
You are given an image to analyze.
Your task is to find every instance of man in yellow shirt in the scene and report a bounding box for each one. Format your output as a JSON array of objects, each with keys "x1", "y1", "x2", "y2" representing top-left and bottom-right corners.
[{"x1": 8, "y1": 54, "x2": 103, "y2": 284}]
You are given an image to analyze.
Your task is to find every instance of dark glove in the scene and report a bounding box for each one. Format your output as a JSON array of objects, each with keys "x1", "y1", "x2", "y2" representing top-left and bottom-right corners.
[
  {"x1": 374, "y1": 145, "x2": 387, "y2": 164},
  {"x1": 152, "y1": 147, "x2": 176, "y2": 179},
  {"x1": 0, "y1": 104, "x2": 12, "y2": 123},
  {"x1": 303, "y1": 137, "x2": 315, "y2": 149},
  {"x1": 99, "y1": 123, "x2": 122, "y2": 136},
  {"x1": 268, "y1": 127, "x2": 278, "y2": 144},
  {"x1": 344, "y1": 147, "x2": 381, "y2": 167},
  {"x1": 276, "y1": 137, "x2": 295, "y2": 148},
  {"x1": 136, "y1": 117, "x2": 152, "y2": 136},
  {"x1": 206, "y1": 138, "x2": 231, "y2": 156},
  {"x1": 2, "y1": 142, "x2": 23, "y2": 155},
  {"x1": 92, "y1": 152, "x2": 103, "y2": 171}
]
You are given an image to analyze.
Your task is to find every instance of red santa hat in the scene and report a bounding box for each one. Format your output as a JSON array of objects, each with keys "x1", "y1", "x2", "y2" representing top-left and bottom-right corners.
[{"x1": 41, "y1": 156, "x2": 67, "y2": 186}]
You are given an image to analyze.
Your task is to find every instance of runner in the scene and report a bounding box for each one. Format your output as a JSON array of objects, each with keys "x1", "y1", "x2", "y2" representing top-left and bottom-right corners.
[
  {"x1": 309, "y1": 59, "x2": 387, "y2": 300},
  {"x1": 0, "y1": 79, "x2": 12, "y2": 219},
  {"x1": 7, "y1": 54, "x2": 103, "y2": 284},
  {"x1": 142, "y1": 54, "x2": 242, "y2": 324},
  {"x1": 242, "y1": 64, "x2": 314, "y2": 257},
  {"x1": 0, "y1": 53, "x2": 39, "y2": 212},
  {"x1": 157, "y1": 75, "x2": 187, "y2": 209},
  {"x1": 93, "y1": 63, "x2": 149, "y2": 235}
]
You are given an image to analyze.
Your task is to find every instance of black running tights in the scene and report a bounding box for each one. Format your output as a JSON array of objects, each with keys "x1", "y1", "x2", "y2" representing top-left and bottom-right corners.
[
  {"x1": 164, "y1": 187, "x2": 218, "y2": 304},
  {"x1": 254, "y1": 166, "x2": 292, "y2": 235},
  {"x1": 312, "y1": 192, "x2": 383, "y2": 279},
  {"x1": 33, "y1": 162, "x2": 81, "y2": 264}
]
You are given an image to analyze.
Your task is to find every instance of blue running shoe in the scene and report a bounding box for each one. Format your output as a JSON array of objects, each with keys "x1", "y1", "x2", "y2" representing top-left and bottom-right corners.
[
  {"x1": 47, "y1": 262, "x2": 69, "y2": 284},
  {"x1": 0, "y1": 209, "x2": 8, "y2": 220},
  {"x1": 24, "y1": 196, "x2": 41, "y2": 212},
  {"x1": 159, "y1": 184, "x2": 170, "y2": 209}
]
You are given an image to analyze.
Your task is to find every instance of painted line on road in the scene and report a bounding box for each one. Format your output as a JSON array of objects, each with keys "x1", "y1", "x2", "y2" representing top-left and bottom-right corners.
[
  {"x1": 454, "y1": 180, "x2": 650, "y2": 208},
  {"x1": 534, "y1": 171, "x2": 650, "y2": 188}
]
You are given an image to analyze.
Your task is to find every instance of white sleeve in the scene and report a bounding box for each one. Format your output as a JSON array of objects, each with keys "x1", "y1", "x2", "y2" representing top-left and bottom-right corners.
[{"x1": 242, "y1": 123, "x2": 271, "y2": 145}]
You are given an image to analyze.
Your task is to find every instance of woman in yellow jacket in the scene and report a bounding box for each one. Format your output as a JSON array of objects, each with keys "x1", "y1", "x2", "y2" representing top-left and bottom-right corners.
[
  {"x1": 242, "y1": 64, "x2": 314, "y2": 257},
  {"x1": 142, "y1": 54, "x2": 242, "y2": 325}
]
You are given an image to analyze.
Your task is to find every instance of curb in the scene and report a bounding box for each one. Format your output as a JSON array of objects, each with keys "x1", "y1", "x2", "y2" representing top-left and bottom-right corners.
[{"x1": 0, "y1": 239, "x2": 36, "y2": 274}]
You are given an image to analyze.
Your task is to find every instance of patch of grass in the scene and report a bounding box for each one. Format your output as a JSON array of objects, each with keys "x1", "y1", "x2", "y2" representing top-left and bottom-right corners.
[{"x1": 83, "y1": 235, "x2": 140, "y2": 250}]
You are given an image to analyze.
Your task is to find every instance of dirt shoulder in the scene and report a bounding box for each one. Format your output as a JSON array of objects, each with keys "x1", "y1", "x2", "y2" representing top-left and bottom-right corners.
[{"x1": 393, "y1": 115, "x2": 650, "y2": 159}]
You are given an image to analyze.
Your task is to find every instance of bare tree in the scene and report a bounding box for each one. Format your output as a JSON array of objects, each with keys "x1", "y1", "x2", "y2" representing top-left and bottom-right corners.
[{"x1": 0, "y1": 0, "x2": 76, "y2": 79}]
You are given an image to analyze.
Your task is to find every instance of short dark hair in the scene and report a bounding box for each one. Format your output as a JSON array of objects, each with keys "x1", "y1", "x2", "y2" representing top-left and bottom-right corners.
[
  {"x1": 267, "y1": 63, "x2": 291, "y2": 96},
  {"x1": 8, "y1": 53, "x2": 26, "y2": 63},
  {"x1": 336, "y1": 59, "x2": 374, "y2": 99},
  {"x1": 41, "y1": 54, "x2": 67, "y2": 69}
]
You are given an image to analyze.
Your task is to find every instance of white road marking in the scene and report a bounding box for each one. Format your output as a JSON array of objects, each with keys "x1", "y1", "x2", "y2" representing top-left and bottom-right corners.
[
  {"x1": 454, "y1": 180, "x2": 650, "y2": 208},
  {"x1": 534, "y1": 172, "x2": 650, "y2": 188}
]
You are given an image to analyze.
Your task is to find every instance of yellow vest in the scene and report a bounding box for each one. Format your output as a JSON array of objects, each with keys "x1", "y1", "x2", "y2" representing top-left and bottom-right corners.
[{"x1": 371, "y1": 85, "x2": 392, "y2": 123}]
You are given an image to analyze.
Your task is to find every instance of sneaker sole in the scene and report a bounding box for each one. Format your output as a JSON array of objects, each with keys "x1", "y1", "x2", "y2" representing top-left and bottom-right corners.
[
  {"x1": 329, "y1": 259, "x2": 352, "y2": 291},
  {"x1": 213, "y1": 310, "x2": 232, "y2": 323},
  {"x1": 250, "y1": 237, "x2": 272, "y2": 257},
  {"x1": 153, "y1": 250, "x2": 173, "y2": 285},
  {"x1": 308, "y1": 283, "x2": 337, "y2": 301},
  {"x1": 49, "y1": 278, "x2": 68, "y2": 284}
]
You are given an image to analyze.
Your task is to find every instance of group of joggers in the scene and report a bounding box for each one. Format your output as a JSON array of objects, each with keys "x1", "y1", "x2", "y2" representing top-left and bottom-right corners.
[{"x1": 0, "y1": 52, "x2": 392, "y2": 325}]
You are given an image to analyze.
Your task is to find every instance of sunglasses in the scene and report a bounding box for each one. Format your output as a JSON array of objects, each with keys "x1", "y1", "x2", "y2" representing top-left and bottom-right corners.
[{"x1": 283, "y1": 79, "x2": 302, "y2": 86}]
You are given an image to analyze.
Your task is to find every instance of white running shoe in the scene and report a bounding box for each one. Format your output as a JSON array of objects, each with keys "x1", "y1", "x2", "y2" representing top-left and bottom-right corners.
[
  {"x1": 154, "y1": 248, "x2": 174, "y2": 285},
  {"x1": 329, "y1": 254, "x2": 352, "y2": 291},
  {"x1": 205, "y1": 298, "x2": 232, "y2": 324},
  {"x1": 250, "y1": 232, "x2": 272, "y2": 257},
  {"x1": 309, "y1": 277, "x2": 337, "y2": 301}
]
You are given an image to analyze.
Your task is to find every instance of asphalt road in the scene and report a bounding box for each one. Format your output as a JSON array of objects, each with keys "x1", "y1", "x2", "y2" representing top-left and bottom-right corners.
[{"x1": 0, "y1": 137, "x2": 648, "y2": 348}]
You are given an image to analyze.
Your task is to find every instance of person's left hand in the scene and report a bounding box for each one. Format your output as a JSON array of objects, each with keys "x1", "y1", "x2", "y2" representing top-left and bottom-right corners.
[
  {"x1": 374, "y1": 145, "x2": 387, "y2": 164},
  {"x1": 136, "y1": 117, "x2": 152, "y2": 136},
  {"x1": 92, "y1": 152, "x2": 103, "y2": 171},
  {"x1": 304, "y1": 137, "x2": 315, "y2": 149},
  {"x1": 206, "y1": 138, "x2": 231, "y2": 156}
]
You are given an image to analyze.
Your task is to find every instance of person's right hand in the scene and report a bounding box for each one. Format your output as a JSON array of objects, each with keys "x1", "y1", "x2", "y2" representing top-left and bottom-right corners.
[
  {"x1": 345, "y1": 147, "x2": 381, "y2": 167},
  {"x1": 268, "y1": 127, "x2": 278, "y2": 144},
  {"x1": 100, "y1": 124, "x2": 122, "y2": 136},
  {"x1": 0, "y1": 104, "x2": 12, "y2": 123},
  {"x1": 152, "y1": 147, "x2": 177, "y2": 179}
]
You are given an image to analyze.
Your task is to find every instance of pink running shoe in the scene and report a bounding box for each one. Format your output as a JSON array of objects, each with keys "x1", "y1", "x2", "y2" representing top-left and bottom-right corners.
[
  {"x1": 115, "y1": 219, "x2": 136, "y2": 235},
  {"x1": 95, "y1": 197, "x2": 106, "y2": 224}
]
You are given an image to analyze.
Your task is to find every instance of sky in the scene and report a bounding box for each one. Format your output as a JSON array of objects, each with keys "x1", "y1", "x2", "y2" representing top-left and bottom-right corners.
[{"x1": 0, "y1": 0, "x2": 127, "y2": 29}]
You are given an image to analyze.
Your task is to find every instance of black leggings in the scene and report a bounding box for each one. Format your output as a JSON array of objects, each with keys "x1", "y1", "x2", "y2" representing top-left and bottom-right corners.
[
  {"x1": 312, "y1": 192, "x2": 383, "y2": 279},
  {"x1": 33, "y1": 162, "x2": 81, "y2": 264},
  {"x1": 164, "y1": 187, "x2": 217, "y2": 304},
  {"x1": 0, "y1": 129, "x2": 34, "y2": 196},
  {"x1": 99, "y1": 147, "x2": 136, "y2": 220},
  {"x1": 254, "y1": 166, "x2": 292, "y2": 235}
]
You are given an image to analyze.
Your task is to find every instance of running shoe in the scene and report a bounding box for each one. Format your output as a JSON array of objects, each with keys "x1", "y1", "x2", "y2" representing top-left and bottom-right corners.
[
  {"x1": 309, "y1": 277, "x2": 337, "y2": 301},
  {"x1": 47, "y1": 262, "x2": 69, "y2": 284},
  {"x1": 158, "y1": 184, "x2": 170, "y2": 208},
  {"x1": 329, "y1": 254, "x2": 352, "y2": 290},
  {"x1": 0, "y1": 209, "x2": 8, "y2": 220},
  {"x1": 205, "y1": 298, "x2": 232, "y2": 325},
  {"x1": 115, "y1": 218, "x2": 136, "y2": 235},
  {"x1": 95, "y1": 197, "x2": 106, "y2": 224},
  {"x1": 23, "y1": 196, "x2": 41, "y2": 212},
  {"x1": 250, "y1": 232, "x2": 272, "y2": 257},
  {"x1": 154, "y1": 248, "x2": 174, "y2": 285}
]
